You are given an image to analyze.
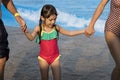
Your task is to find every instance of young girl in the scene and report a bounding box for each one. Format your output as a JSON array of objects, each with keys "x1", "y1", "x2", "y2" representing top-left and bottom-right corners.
[{"x1": 24, "y1": 4, "x2": 85, "y2": 80}]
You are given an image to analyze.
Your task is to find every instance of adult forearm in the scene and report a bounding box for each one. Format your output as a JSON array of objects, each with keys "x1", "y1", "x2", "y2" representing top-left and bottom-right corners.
[
  {"x1": 89, "y1": 0, "x2": 108, "y2": 28},
  {"x1": 2, "y1": 0, "x2": 18, "y2": 15},
  {"x1": 89, "y1": 3, "x2": 105, "y2": 27}
]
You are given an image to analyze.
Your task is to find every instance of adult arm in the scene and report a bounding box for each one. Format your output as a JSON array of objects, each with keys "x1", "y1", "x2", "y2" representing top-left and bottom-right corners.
[
  {"x1": 2, "y1": 0, "x2": 26, "y2": 31},
  {"x1": 85, "y1": 0, "x2": 109, "y2": 37}
]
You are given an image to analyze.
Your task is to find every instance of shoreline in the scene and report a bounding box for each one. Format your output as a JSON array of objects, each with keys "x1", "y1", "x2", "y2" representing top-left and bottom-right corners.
[{"x1": 4, "y1": 26, "x2": 114, "y2": 80}]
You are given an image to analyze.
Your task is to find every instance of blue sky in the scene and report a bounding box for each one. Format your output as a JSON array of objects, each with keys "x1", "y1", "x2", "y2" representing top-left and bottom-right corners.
[{"x1": 2, "y1": 0, "x2": 110, "y2": 35}]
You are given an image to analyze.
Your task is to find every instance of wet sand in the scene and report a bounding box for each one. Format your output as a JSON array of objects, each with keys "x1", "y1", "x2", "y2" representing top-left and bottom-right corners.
[{"x1": 5, "y1": 27, "x2": 114, "y2": 80}]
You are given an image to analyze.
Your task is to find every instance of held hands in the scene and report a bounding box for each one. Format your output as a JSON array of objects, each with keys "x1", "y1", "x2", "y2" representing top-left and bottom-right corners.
[
  {"x1": 15, "y1": 15, "x2": 27, "y2": 32},
  {"x1": 85, "y1": 26, "x2": 95, "y2": 38}
]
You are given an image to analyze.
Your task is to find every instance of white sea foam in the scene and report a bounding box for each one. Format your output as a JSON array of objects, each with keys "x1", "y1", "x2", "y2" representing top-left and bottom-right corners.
[{"x1": 18, "y1": 8, "x2": 105, "y2": 34}]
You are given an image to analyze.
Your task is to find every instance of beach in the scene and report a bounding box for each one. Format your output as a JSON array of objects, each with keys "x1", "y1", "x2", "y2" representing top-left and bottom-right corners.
[{"x1": 5, "y1": 27, "x2": 114, "y2": 80}]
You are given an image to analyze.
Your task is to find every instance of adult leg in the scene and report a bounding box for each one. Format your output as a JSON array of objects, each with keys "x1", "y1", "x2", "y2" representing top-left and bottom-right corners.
[
  {"x1": 105, "y1": 31, "x2": 120, "y2": 80},
  {"x1": 51, "y1": 59, "x2": 61, "y2": 80},
  {"x1": 0, "y1": 19, "x2": 9, "y2": 80},
  {"x1": 0, "y1": 57, "x2": 6, "y2": 80},
  {"x1": 38, "y1": 59, "x2": 49, "y2": 80}
]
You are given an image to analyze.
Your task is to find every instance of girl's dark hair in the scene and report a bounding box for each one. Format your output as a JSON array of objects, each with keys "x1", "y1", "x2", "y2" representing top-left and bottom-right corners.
[
  {"x1": 40, "y1": 4, "x2": 57, "y2": 19},
  {"x1": 38, "y1": 4, "x2": 58, "y2": 43}
]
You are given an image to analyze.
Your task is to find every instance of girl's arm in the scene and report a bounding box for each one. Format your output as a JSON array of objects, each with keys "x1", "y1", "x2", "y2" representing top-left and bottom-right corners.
[
  {"x1": 85, "y1": 0, "x2": 109, "y2": 37},
  {"x1": 24, "y1": 26, "x2": 39, "y2": 41},
  {"x1": 57, "y1": 25, "x2": 85, "y2": 36}
]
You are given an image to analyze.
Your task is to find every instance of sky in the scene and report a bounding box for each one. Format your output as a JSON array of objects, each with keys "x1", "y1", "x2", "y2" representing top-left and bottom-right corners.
[{"x1": 2, "y1": 0, "x2": 110, "y2": 36}]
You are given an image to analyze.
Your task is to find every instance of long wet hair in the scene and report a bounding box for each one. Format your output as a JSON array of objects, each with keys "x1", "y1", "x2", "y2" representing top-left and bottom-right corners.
[{"x1": 38, "y1": 4, "x2": 58, "y2": 42}]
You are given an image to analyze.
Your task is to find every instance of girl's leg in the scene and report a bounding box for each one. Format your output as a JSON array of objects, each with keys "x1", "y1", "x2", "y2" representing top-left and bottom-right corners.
[
  {"x1": 0, "y1": 57, "x2": 6, "y2": 80},
  {"x1": 38, "y1": 59, "x2": 49, "y2": 80},
  {"x1": 105, "y1": 31, "x2": 120, "y2": 80},
  {"x1": 51, "y1": 59, "x2": 61, "y2": 80}
]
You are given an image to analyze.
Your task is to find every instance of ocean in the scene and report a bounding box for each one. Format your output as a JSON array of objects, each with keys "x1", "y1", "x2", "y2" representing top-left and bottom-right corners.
[{"x1": 2, "y1": 0, "x2": 110, "y2": 36}]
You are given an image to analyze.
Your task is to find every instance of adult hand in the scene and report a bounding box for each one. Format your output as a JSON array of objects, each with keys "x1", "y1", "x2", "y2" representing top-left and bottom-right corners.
[
  {"x1": 15, "y1": 16, "x2": 27, "y2": 32},
  {"x1": 85, "y1": 26, "x2": 95, "y2": 37}
]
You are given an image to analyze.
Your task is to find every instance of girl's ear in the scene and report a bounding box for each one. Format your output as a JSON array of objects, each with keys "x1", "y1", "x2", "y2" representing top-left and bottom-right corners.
[{"x1": 40, "y1": 16, "x2": 45, "y2": 21}]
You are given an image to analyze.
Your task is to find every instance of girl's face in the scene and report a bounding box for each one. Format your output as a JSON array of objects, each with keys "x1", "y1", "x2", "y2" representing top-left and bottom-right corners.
[{"x1": 43, "y1": 14, "x2": 57, "y2": 28}]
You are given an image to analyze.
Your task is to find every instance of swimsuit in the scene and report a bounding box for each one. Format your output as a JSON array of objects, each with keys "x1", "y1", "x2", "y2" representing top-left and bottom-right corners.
[
  {"x1": 0, "y1": 19, "x2": 9, "y2": 60},
  {"x1": 37, "y1": 26, "x2": 60, "y2": 65},
  {"x1": 105, "y1": 0, "x2": 120, "y2": 38}
]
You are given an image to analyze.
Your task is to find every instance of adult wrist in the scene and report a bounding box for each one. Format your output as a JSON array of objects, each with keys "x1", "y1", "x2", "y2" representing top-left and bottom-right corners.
[{"x1": 14, "y1": 13, "x2": 20, "y2": 17}]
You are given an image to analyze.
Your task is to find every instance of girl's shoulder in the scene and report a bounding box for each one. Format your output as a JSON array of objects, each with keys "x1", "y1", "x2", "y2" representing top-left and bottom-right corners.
[{"x1": 54, "y1": 24, "x2": 61, "y2": 32}]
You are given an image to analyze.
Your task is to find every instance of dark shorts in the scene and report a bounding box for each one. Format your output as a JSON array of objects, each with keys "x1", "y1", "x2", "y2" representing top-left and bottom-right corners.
[{"x1": 0, "y1": 19, "x2": 9, "y2": 60}]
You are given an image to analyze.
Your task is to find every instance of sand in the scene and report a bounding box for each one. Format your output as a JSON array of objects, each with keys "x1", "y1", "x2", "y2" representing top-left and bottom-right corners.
[{"x1": 4, "y1": 27, "x2": 114, "y2": 80}]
